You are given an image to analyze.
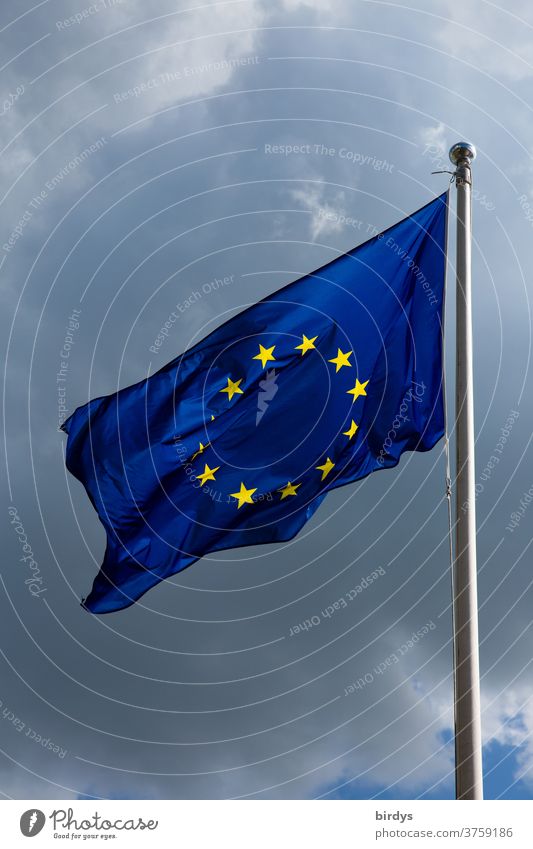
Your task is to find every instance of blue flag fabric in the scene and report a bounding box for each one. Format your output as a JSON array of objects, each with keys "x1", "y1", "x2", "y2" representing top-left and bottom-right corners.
[{"x1": 63, "y1": 193, "x2": 448, "y2": 613}]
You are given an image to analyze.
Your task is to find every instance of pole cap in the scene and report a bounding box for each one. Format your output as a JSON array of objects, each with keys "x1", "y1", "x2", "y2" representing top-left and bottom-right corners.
[{"x1": 449, "y1": 142, "x2": 476, "y2": 165}]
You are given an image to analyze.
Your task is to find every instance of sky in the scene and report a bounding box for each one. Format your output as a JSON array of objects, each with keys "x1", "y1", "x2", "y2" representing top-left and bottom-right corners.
[{"x1": 1, "y1": 0, "x2": 533, "y2": 801}]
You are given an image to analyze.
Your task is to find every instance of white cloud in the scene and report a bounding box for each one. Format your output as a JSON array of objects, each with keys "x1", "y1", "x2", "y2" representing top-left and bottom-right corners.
[
  {"x1": 419, "y1": 122, "x2": 447, "y2": 156},
  {"x1": 289, "y1": 184, "x2": 351, "y2": 241},
  {"x1": 483, "y1": 687, "x2": 533, "y2": 788},
  {"x1": 435, "y1": 2, "x2": 533, "y2": 81},
  {"x1": 115, "y1": 1, "x2": 266, "y2": 115},
  {"x1": 0, "y1": 1, "x2": 266, "y2": 192}
]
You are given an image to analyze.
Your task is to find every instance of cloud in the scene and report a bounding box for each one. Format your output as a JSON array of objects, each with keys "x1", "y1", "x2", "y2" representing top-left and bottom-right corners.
[
  {"x1": 435, "y1": 1, "x2": 533, "y2": 81},
  {"x1": 0, "y1": 1, "x2": 267, "y2": 196},
  {"x1": 289, "y1": 184, "x2": 350, "y2": 241},
  {"x1": 418, "y1": 122, "x2": 447, "y2": 156},
  {"x1": 110, "y1": 1, "x2": 266, "y2": 117},
  {"x1": 483, "y1": 688, "x2": 533, "y2": 788}
]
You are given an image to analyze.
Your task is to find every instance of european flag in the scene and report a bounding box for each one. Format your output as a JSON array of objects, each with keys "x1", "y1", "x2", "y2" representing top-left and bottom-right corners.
[{"x1": 63, "y1": 193, "x2": 448, "y2": 613}]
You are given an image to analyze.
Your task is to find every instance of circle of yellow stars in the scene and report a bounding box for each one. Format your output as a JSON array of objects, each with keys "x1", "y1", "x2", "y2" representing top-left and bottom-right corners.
[{"x1": 187, "y1": 333, "x2": 369, "y2": 508}]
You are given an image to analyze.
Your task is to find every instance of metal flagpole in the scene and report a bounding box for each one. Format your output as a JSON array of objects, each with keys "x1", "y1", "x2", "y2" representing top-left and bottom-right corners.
[{"x1": 449, "y1": 141, "x2": 484, "y2": 800}]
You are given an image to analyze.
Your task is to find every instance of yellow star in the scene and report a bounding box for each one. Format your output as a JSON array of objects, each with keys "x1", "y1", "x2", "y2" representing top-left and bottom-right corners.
[
  {"x1": 343, "y1": 420, "x2": 359, "y2": 440},
  {"x1": 197, "y1": 463, "x2": 220, "y2": 486},
  {"x1": 253, "y1": 344, "x2": 276, "y2": 368},
  {"x1": 230, "y1": 482, "x2": 257, "y2": 509},
  {"x1": 191, "y1": 441, "x2": 209, "y2": 460},
  {"x1": 210, "y1": 415, "x2": 215, "y2": 421},
  {"x1": 328, "y1": 348, "x2": 353, "y2": 372},
  {"x1": 278, "y1": 481, "x2": 301, "y2": 500},
  {"x1": 347, "y1": 378, "x2": 369, "y2": 402},
  {"x1": 295, "y1": 334, "x2": 318, "y2": 356},
  {"x1": 316, "y1": 457, "x2": 335, "y2": 481},
  {"x1": 220, "y1": 377, "x2": 244, "y2": 401}
]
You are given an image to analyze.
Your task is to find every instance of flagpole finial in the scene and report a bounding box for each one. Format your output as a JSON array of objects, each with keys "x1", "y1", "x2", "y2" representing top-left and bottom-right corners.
[{"x1": 449, "y1": 141, "x2": 476, "y2": 166}]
